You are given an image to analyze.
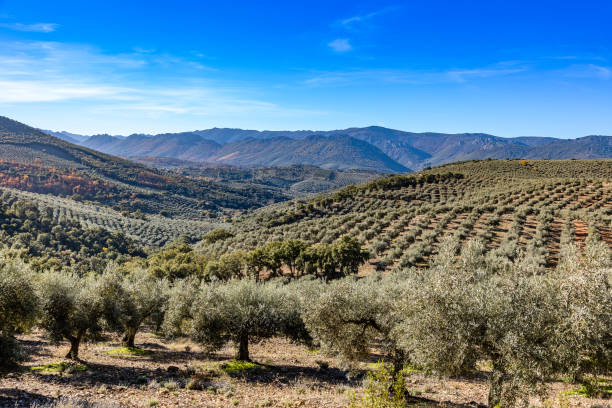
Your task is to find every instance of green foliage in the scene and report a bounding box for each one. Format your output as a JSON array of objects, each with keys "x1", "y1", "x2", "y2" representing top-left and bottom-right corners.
[
  {"x1": 99, "y1": 265, "x2": 169, "y2": 347},
  {"x1": 30, "y1": 361, "x2": 88, "y2": 373},
  {"x1": 399, "y1": 239, "x2": 611, "y2": 408},
  {"x1": 148, "y1": 240, "x2": 209, "y2": 281},
  {"x1": 106, "y1": 346, "x2": 152, "y2": 356},
  {"x1": 37, "y1": 271, "x2": 108, "y2": 359},
  {"x1": 203, "y1": 228, "x2": 234, "y2": 244},
  {"x1": 302, "y1": 275, "x2": 406, "y2": 370},
  {"x1": 349, "y1": 362, "x2": 407, "y2": 408},
  {"x1": 0, "y1": 254, "x2": 39, "y2": 366},
  {"x1": 166, "y1": 278, "x2": 309, "y2": 361},
  {"x1": 220, "y1": 359, "x2": 266, "y2": 374},
  {"x1": 0, "y1": 196, "x2": 145, "y2": 272}
]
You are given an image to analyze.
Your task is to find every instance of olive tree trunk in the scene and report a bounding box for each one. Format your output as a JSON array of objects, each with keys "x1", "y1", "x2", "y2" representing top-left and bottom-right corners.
[
  {"x1": 487, "y1": 361, "x2": 505, "y2": 408},
  {"x1": 237, "y1": 333, "x2": 250, "y2": 361},
  {"x1": 65, "y1": 332, "x2": 84, "y2": 360},
  {"x1": 122, "y1": 327, "x2": 138, "y2": 348}
]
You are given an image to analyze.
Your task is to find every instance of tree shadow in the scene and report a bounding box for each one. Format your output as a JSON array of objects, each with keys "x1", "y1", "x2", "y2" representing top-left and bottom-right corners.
[
  {"x1": 222, "y1": 362, "x2": 359, "y2": 387},
  {"x1": 26, "y1": 361, "x2": 187, "y2": 389},
  {"x1": 0, "y1": 388, "x2": 55, "y2": 408}
]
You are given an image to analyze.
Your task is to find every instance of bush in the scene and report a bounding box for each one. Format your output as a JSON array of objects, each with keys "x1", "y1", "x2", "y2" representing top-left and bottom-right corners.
[{"x1": 399, "y1": 241, "x2": 571, "y2": 407}]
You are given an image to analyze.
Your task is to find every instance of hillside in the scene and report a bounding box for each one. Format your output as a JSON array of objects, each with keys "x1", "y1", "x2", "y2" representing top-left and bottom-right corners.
[
  {"x1": 0, "y1": 116, "x2": 290, "y2": 217},
  {"x1": 201, "y1": 159, "x2": 612, "y2": 274},
  {"x1": 163, "y1": 164, "x2": 381, "y2": 197},
  {"x1": 204, "y1": 135, "x2": 408, "y2": 172},
  {"x1": 54, "y1": 126, "x2": 612, "y2": 171}
]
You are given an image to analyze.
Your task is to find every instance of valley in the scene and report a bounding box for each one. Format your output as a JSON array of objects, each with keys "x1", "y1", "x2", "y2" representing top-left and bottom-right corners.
[{"x1": 0, "y1": 116, "x2": 611, "y2": 408}]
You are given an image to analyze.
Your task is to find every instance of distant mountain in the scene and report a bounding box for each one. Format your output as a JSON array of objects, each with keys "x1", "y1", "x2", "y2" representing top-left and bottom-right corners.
[
  {"x1": 77, "y1": 131, "x2": 408, "y2": 173},
  {"x1": 205, "y1": 134, "x2": 408, "y2": 172},
  {"x1": 83, "y1": 132, "x2": 222, "y2": 161},
  {"x1": 0, "y1": 116, "x2": 292, "y2": 215},
  {"x1": 41, "y1": 129, "x2": 89, "y2": 144},
  {"x1": 42, "y1": 126, "x2": 612, "y2": 171}
]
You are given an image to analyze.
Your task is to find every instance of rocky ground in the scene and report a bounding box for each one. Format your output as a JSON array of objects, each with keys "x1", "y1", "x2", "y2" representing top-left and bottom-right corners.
[{"x1": 0, "y1": 331, "x2": 610, "y2": 407}]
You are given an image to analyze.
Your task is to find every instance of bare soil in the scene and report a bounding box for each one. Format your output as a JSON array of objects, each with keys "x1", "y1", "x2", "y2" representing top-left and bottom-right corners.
[{"x1": 1, "y1": 332, "x2": 610, "y2": 408}]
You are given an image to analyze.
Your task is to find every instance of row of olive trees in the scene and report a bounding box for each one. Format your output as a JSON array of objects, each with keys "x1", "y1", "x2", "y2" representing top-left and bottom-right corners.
[
  {"x1": 152, "y1": 235, "x2": 369, "y2": 282},
  {"x1": 2, "y1": 237, "x2": 610, "y2": 408},
  {"x1": 0, "y1": 258, "x2": 167, "y2": 362},
  {"x1": 302, "y1": 237, "x2": 612, "y2": 408}
]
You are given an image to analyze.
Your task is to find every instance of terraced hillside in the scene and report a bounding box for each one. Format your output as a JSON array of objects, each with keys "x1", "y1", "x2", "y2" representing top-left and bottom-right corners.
[{"x1": 202, "y1": 159, "x2": 612, "y2": 273}]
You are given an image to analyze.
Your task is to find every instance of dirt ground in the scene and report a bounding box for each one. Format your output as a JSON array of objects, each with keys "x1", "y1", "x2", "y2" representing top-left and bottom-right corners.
[{"x1": 1, "y1": 331, "x2": 610, "y2": 408}]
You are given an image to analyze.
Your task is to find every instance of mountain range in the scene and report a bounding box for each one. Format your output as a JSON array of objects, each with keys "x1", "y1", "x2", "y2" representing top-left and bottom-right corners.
[{"x1": 43, "y1": 126, "x2": 612, "y2": 172}]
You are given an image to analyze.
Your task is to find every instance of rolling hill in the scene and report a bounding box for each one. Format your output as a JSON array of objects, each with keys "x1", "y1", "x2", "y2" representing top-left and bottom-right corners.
[
  {"x1": 51, "y1": 126, "x2": 612, "y2": 171},
  {"x1": 202, "y1": 159, "x2": 612, "y2": 274},
  {"x1": 0, "y1": 116, "x2": 291, "y2": 217}
]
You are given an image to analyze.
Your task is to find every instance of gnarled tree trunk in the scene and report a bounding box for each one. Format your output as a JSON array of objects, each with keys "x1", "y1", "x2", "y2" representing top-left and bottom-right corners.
[
  {"x1": 65, "y1": 332, "x2": 83, "y2": 360},
  {"x1": 122, "y1": 327, "x2": 138, "y2": 348}
]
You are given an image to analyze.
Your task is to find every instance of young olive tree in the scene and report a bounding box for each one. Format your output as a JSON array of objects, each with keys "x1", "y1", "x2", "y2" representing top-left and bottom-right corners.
[
  {"x1": 0, "y1": 256, "x2": 39, "y2": 366},
  {"x1": 37, "y1": 271, "x2": 107, "y2": 359},
  {"x1": 100, "y1": 266, "x2": 169, "y2": 348},
  {"x1": 167, "y1": 278, "x2": 307, "y2": 361},
  {"x1": 400, "y1": 239, "x2": 562, "y2": 408}
]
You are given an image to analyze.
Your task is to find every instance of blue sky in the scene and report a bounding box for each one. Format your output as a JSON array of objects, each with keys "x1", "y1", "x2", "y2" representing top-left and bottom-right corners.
[{"x1": 0, "y1": 0, "x2": 611, "y2": 137}]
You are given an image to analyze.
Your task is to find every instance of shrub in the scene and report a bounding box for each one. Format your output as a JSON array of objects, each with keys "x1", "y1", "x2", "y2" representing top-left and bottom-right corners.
[
  {"x1": 302, "y1": 275, "x2": 407, "y2": 374},
  {"x1": 203, "y1": 228, "x2": 234, "y2": 244},
  {"x1": 399, "y1": 244, "x2": 572, "y2": 408}
]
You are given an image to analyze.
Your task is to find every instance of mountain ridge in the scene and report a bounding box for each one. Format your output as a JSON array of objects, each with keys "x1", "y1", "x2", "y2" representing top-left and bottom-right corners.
[{"x1": 42, "y1": 126, "x2": 612, "y2": 171}]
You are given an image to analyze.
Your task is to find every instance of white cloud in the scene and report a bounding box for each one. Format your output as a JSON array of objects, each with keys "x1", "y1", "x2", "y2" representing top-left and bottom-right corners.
[
  {"x1": 445, "y1": 68, "x2": 527, "y2": 83},
  {"x1": 0, "y1": 40, "x2": 323, "y2": 127},
  {"x1": 0, "y1": 22, "x2": 58, "y2": 32},
  {"x1": 0, "y1": 80, "x2": 123, "y2": 102},
  {"x1": 328, "y1": 38, "x2": 352, "y2": 53}
]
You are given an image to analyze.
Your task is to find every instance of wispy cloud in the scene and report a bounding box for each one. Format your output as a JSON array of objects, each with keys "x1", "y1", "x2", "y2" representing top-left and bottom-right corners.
[
  {"x1": 445, "y1": 67, "x2": 527, "y2": 83},
  {"x1": 303, "y1": 64, "x2": 528, "y2": 87},
  {"x1": 559, "y1": 64, "x2": 611, "y2": 80},
  {"x1": 0, "y1": 40, "x2": 321, "y2": 123},
  {"x1": 328, "y1": 38, "x2": 352, "y2": 53},
  {"x1": 0, "y1": 22, "x2": 58, "y2": 33},
  {"x1": 340, "y1": 6, "x2": 398, "y2": 27}
]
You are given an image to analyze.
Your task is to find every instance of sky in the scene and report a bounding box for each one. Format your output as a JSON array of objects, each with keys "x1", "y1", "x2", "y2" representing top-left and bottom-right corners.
[{"x1": 0, "y1": 0, "x2": 611, "y2": 137}]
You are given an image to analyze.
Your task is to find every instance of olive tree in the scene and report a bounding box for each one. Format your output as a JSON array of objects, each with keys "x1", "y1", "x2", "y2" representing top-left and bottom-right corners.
[
  {"x1": 100, "y1": 266, "x2": 169, "y2": 348},
  {"x1": 302, "y1": 274, "x2": 407, "y2": 374},
  {"x1": 553, "y1": 240, "x2": 612, "y2": 381},
  {"x1": 399, "y1": 239, "x2": 562, "y2": 407},
  {"x1": 0, "y1": 256, "x2": 39, "y2": 366},
  {"x1": 37, "y1": 271, "x2": 107, "y2": 359},
  {"x1": 166, "y1": 278, "x2": 307, "y2": 361}
]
